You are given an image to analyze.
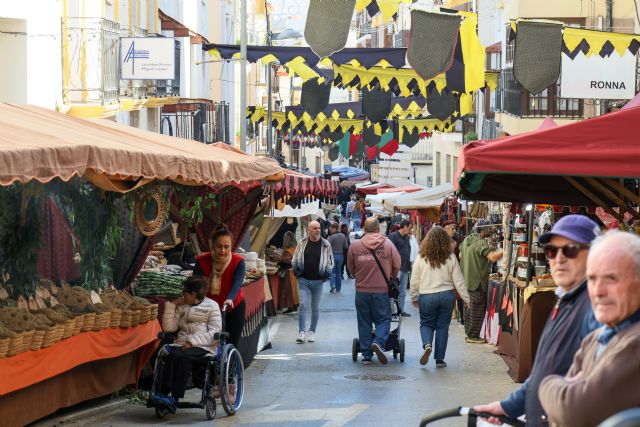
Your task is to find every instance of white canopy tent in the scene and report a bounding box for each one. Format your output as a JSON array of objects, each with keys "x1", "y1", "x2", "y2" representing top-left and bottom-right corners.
[
  {"x1": 267, "y1": 201, "x2": 326, "y2": 220},
  {"x1": 383, "y1": 183, "x2": 454, "y2": 212},
  {"x1": 365, "y1": 191, "x2": 407, "y2": 210}
]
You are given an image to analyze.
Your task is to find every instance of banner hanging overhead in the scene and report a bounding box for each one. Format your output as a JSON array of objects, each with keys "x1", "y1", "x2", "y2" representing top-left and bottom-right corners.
[
  {"x1": 560, "y1": 52, "x2": 636, "y2": 99},
  {"x1": 120, "y1": 37, "x2": 175, "y2": 80},
  {"x1": 304, "y1": 0, "x2": 356, "y2": 58}
]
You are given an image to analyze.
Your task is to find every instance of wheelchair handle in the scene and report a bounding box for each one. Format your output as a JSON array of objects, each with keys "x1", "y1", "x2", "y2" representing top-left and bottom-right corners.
[
  {"x1": 214, "y1": 331, "x2": 230, "y2": 340},
  {"x1": 418, "y1": 407, "x2": 525, "y2": 427}
]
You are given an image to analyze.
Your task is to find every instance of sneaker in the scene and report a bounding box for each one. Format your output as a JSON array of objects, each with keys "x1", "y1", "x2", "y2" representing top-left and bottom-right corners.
[
  {"x1": 306, "y1": 330, "x2": 316, "y2": 342},
  {"x1": 465, "y1": 336, "x2": 485, "y2": 344},
  {"x1": 296, "y1": 331, "x2": 305, "y2": 343},
  {"x1": 420, "y1": 344, "x2": 432, "y2": 366},
  {"x1": 371, "y1": 342, "x2": 387, "y2": 365},
  {"x1": 329, "y1": 288, "x2": 336, "y2": 293},
  {"x1": 362, "y1": 358, "x2": 372, "y2": 365},
  {"x1": 436, "y1": 359, "x2": 447, "y2": 368},
  {"x1": 400, "y1": 312, "x2": 412, "y2": 317}
]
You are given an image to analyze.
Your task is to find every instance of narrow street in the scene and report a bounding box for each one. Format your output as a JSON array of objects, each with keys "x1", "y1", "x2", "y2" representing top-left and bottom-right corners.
[{"x1": 70, "y1": 278, "x2": 517, "y2": 427}]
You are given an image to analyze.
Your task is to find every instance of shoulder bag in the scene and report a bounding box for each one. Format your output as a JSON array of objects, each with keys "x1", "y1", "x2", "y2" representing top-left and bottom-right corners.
[{"x1": 369, "y1": 249, "x2": 400, "y2": 299}]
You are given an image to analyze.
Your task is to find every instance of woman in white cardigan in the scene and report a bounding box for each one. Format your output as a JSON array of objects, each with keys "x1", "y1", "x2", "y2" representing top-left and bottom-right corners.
[
  {"x1": 410, "y1": 226, "x2": 470, "y2": 368},
  {"x1": 158, "y1": 275, "x2": 222, "y2": 405}
]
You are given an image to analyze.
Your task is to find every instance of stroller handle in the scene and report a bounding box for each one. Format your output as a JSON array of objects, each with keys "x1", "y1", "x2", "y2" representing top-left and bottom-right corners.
[{"x1": 419, "y1": 407, "x2": 525, "y2": 427}]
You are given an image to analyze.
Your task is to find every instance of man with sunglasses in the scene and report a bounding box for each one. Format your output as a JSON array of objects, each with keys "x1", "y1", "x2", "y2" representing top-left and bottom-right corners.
[{"x1": 475, "y1": 214, "x2": 601, "y2": 426}]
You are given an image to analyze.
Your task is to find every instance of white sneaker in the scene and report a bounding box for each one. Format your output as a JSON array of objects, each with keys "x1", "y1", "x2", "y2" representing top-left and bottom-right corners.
[
  {"x1": 306, "y1": 330, "x2": 316, "y2": 342},
  {"x1": 296, "y1": 331, "x2": 305, "y2": 343}
]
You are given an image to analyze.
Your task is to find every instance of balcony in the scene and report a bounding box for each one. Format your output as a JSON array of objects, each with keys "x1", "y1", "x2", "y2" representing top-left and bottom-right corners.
[
  {"x1": 61, "y1": 17, "x2": 120, "y2": 106},
  {"x1": 498, "y1": 68, "x2": 583, "y2": 119},
  {"x1": 161, "y1": 100, "x2": 229, "y2": 144},
  {"x1": 393, "y1": 29, "x2": 409, "y2": 48}
]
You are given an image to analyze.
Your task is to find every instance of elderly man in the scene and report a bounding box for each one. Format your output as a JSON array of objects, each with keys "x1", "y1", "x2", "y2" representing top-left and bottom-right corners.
[
  {"x1": 348, "y1": 217, "x2": 400, "y2": 365},
  {"x1": 292, "y1": 220, "x2": 334, "y2": 344},
  {"x1": 538, "y1": 231, "x2": 640, "y2": 427},
  {"x1": 460, "y1": 219, "x2": 503, "y2": 343},
  {"x1": 475, "y1": 214, "x2": 601, "y2": 425}
]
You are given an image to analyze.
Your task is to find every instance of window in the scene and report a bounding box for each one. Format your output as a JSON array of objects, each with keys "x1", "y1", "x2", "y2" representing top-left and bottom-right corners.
[
  {"x1": 435, "y1": 151, "x2": 441, "y2": 186},
  {"x1": 446, "y1": 154, "x2": 452, "y2": 183},
  {"x1": 453, "y1": 156, "x2": 458, "y2": 180}
]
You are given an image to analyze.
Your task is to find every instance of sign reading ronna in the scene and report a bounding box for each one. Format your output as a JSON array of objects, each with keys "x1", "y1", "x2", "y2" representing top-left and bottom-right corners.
[
  {"x1": 120, "y1": 37, "x2": 175, "y2": 80},
  {"x1": 560, "y1": 52, "x2": 636, "y2": 99}
]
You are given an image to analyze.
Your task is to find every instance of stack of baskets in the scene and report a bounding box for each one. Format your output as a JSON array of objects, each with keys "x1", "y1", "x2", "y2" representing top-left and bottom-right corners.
[
  {"x1": 93, "y1": 310, "x2": 112, "y2": 331},
  {"x1": 0, "y1": 322, "x2": 14, "y2": 358}
]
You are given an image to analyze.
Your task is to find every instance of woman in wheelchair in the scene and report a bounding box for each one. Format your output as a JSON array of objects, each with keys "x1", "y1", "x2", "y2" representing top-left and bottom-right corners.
[{"x1": 153, "y1": 276, "x2": 221, "y2": 409}]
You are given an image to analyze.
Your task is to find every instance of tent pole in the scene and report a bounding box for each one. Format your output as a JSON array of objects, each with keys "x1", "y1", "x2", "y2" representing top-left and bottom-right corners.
[
  {"x1": 585, "y1": 177, "x2": 640, "y2": 220},
  {"x1": 525, "y1": 205, "x2": 534, "y2": 287},
  {"x1": 564, "y1": 177, "x2": 622, "y2": 221},
  {"x1": 602, "y1": 178, "x2": 640, "y2": 207}
]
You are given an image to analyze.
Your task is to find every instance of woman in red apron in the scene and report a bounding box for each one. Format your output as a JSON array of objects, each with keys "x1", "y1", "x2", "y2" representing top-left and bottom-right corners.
[{"x1": 194, "y1": 226, "x2": 246, "y2": 349}]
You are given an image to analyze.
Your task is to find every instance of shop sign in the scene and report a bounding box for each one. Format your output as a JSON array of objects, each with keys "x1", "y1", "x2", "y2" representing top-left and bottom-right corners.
[
  {"x1": 560, "y1": 52, "x2": 636, "y2": 99},
  {"x1": 120, "y1": 37, "x2": 175, "y2": 80}
]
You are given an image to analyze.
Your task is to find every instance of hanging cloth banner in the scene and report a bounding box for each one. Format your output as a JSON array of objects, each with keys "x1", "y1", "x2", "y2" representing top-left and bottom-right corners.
[
  {"x1": 513, "y1": 20, "x2": 564, "y2": 95},
  {"x1": 339, "y1": 131, "x2": 352, "y2": 158},
  {"x1": 362, "y1": 88, "x2": 393, "y2": 122},
  {"x1": 300, "y1": 78, "x2": 332, "y2": 116},
  {"x1": 356, "y1": 0, "x2": 415, "y2": 21},
  {"x1": 407, "y1": 7, "x2": 461, "y2": 80},
  {"x1": 328, "y1": 144, "x2": 340, "y2": 161},
  {"x1": 427, "y1": 87, "x2": 458, "y2": 121},
  {"x1": 401, "y1": 127, "x2": 421, "y2": 148},
  {"x1": 304, "y1": 0, "x2": 356, "y2": 58},
  {"x1": 363, "y1": 123, "x2": 381, "y2": 147}
]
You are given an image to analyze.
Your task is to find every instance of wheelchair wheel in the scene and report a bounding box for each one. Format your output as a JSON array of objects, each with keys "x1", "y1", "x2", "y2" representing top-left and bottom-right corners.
[
  {"x1": 352, "y1": 338, "x2": 359, "y2": 361},
  {"x1": 399, "y1": 339, "x2": 405, "y2": 363},
  {"x1": 220, "y1": 344, "x2": 244, "y2": 416},
  {"x1": 205, "y1": 396, "x2": 216, "y2": 420},
  {"x1": 155, "y1": 406, "x2": 169, "y2": 419}
]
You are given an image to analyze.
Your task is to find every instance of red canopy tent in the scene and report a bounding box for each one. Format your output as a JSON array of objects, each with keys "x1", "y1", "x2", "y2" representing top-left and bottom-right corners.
[{"x1": 455, "y1": 105, "x2": 640, "y2": 208}]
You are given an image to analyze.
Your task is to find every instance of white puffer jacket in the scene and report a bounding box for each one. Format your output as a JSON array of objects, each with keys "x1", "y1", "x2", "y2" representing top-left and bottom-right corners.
[{"x1": 162, "y1": 297, "x2": 222, "y2": 353}]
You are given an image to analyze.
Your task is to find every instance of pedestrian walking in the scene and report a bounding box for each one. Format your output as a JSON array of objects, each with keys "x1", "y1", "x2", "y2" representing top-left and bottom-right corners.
[
  {"x1": 341, "y1": 223, "x2": 353, "y2": 279},
  {"x1": 389, "y1": 219, "x2": 413, "y2": 317},
  {"x1": 410, "y1": 227, "x2": 470, "y2": 367},
  {"x1": 352, "y1": 198, "x2": 363, "y2": 232},
  {"x1": 327, "y1": 223, "x2": 348, "y2": 293},
  {"x1": 475, "y1": 214, "x2": 601, "y2": 425},
  {"x1": 347, "y1": 217, "x2": 400, "y2": 365},
  {"x1": 292, "y1": 220, "x2": 334, "y2": 343},
  {"x1": 459, "y1": 219, "x2": 503, "y2": 343}
]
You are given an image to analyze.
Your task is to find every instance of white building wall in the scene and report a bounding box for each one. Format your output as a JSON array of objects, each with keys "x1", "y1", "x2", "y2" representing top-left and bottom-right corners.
[{"x1": 431, "y1": 132, "x2": 462, "y2": 187}]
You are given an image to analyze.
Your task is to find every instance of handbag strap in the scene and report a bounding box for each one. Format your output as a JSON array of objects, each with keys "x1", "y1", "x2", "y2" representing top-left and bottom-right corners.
[{"x1": 369, "y1": 248, "x2": 391, "y2": 288}]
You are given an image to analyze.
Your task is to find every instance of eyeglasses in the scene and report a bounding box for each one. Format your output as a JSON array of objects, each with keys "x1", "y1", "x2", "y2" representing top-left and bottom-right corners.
[{"x1": 543, "y1": 243, "x2": 590, "y2": 259}]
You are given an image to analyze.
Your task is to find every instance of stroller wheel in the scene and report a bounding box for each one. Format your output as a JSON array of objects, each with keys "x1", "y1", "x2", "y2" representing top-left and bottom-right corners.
[
  {"x1": 155, "y1": 406, "x2": 169, "y2": 419},
  {"x1": 205, "y1": 396, "x2": 217, "y2": 420},
  {"x1": 399, "y1": 339, "x2": 406, "y2": 363},
  {"x1": 352, "y1": 338, "x2": 359, "y2": 361}
]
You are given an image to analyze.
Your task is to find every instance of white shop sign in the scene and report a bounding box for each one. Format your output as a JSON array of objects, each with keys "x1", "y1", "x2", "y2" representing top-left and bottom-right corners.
[
  {"x1": 560, "y1": 52, "x2": 636, "y2": 99},
  {"x1": 120, "y1": 37, "x2": 175, "y2": 80}
]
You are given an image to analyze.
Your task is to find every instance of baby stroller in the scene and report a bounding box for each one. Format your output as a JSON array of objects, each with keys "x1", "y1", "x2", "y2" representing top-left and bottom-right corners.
[
  {"x1": 419, "y1": 407, "x2": 524, "y2": 426},
  {"x1": 352, "y1": 296, "x2": 406, "y2": 362},
  {"x1": 146, "y1": 306, "x2": 244, "y2": 420}
]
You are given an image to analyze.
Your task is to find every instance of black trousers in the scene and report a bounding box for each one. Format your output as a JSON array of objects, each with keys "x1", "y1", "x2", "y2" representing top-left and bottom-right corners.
[
  {"x1": 161, "y1": 346, "x2": 210, "y2": 398},
  {"x1": 226, "y1": 299, "x2": 246, "y2": 349}
]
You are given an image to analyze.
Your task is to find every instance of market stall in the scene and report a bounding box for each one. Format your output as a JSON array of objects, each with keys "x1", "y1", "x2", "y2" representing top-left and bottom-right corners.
[
  {"x1": 0, "y1": 103, "x2": 283, "y2": 425},
  {"x1": 455, "y1": 104, "x2": 640, "y2": 381}
]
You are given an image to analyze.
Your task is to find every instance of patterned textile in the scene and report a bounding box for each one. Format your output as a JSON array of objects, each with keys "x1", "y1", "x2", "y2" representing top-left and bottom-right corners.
[
  {"x1": 427, "y1": 87, "x2": 458, "y2": 121},
  {"x1": 465, "y1": 288, "x2": 488, "y2": 338},
  {"x1": 304, "y1": 0, "x2": 356, "y2": 58},
  {"x1": 514, "y1": 20, "x2": 563, "y2": 95},
  {"x1": 401, "y1": 127, "x2": 420, "y2": 148},
  {"x1": 407, "y1": 9, "x2": 460, "y2": 80},
  {"x1": 362, "y1": 88, "x2": 392, "y2": 122}
]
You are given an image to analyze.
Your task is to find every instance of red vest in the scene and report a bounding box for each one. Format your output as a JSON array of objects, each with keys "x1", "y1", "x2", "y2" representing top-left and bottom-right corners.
[{"x1": 195, "y1": 253, "x2": 245, "y2": 309}]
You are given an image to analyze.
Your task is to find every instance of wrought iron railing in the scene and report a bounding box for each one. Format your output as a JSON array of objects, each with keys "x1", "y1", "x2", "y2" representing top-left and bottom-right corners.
[
  {"x1": 61, "y1": 17, "x2": 120, "y2": 105},
  {"x1": 160, "y1": 101, "x2": 230, "y2": 144}
]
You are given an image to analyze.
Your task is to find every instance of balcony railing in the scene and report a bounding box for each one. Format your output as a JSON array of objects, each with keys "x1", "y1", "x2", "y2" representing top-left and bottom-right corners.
[
  {"x1": 61, "y1": 17, "x2": 120, "y2": 105},
  {"x1": 161, "y1": 101, "x2": 229, "y2": 144}
]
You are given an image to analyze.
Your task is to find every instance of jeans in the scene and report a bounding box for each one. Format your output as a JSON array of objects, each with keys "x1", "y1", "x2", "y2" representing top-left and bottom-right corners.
[
  {"x1": 397, "y1": 270, "x2": 409, "y2": 312},
  {"x1": 418, "y1": 290, "x2": 456, "y2": 361},
  {"x1": 352, "y1": 217, "x2": 361, "y2": 232},
  {"x1": 355, "y1": 291, "x2": 391, "y2": 359},
  {"x1": 330, "y1": 253, "x2": 344, "y2": 291},
  {"x1": 298, "y1": 278, "x2": 323, "y2": 332}
]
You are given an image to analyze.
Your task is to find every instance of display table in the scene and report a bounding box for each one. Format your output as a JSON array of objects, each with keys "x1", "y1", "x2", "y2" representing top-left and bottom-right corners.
[
  {"x1": 0, "y1": 321, "x2": 161, "y2": 426},
  {"x1": 498, "y1": 280, "x2": 555, "y2": 382},
  {"x1": 237, "y1": 276, "x2": 270, "y2": 367}
]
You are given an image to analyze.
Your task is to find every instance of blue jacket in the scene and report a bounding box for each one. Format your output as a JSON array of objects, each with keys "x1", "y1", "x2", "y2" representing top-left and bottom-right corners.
[{"x1": 500, "y1": 281, "x2": 599, "y2": 426}]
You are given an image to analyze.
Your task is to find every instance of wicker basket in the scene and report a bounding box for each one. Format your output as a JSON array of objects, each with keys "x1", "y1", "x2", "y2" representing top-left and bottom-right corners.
[
  {"x1": 72, "y1": 315, "x2": 84, "y2": 336},
  {"x1": 137, "y1": 305, "x2": 151, "y2": 324},
  {"x1": 30, "y1": 329, "x2": 46, "y2": 351},
  {"x1": 149, "y1": 304, "x2": 159, "y2": 320},
  {"x1": 7, "y1": 334, "x2": 24, "y2": 357},
  {"x1": 81, "y1": 313, "x2": 97, "y2": 332},
  {"x1": 130, "y1": 309, "x2": 141, "y2": 327},
  {"x1": 42, "y1": 326, "x2": 60, "y2": 348},
  {"x1": 18, "y1": 330, "x2": 35, "y2": 353},
  {"x1": 120, "y1": 310, "x2": 133, "y2": 328},
  {"x1": 109, "y1": 309, "x2": 122, "y2": 328},
  {"x1": 0, "y1": 337, "x2": 10, "y2": 358},
  {"x1": 62, "y1": 318, "x2": 76, "y2": 339},
  {"x1": 93, "y1": 312, "x2": 111, "y2": 331}
]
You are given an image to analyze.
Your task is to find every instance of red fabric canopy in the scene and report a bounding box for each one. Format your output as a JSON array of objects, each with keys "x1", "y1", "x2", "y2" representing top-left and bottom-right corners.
[
  {"x1": 356, "y1": 183, "x2": 394, "y2": 196},
  {"x1": 456, "y1": 106, "x2": 640, "y2": 205}
]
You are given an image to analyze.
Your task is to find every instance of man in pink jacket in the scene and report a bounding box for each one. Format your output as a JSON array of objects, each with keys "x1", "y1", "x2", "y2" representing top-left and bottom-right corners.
[{"x1": 347, "y1": 217, "x2": 401, "y2": 365}]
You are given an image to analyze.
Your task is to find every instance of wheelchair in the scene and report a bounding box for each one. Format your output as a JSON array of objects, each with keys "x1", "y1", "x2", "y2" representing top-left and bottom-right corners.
[{"x1": 146, "y1": 328, "x2": 245, "y2": 420}]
